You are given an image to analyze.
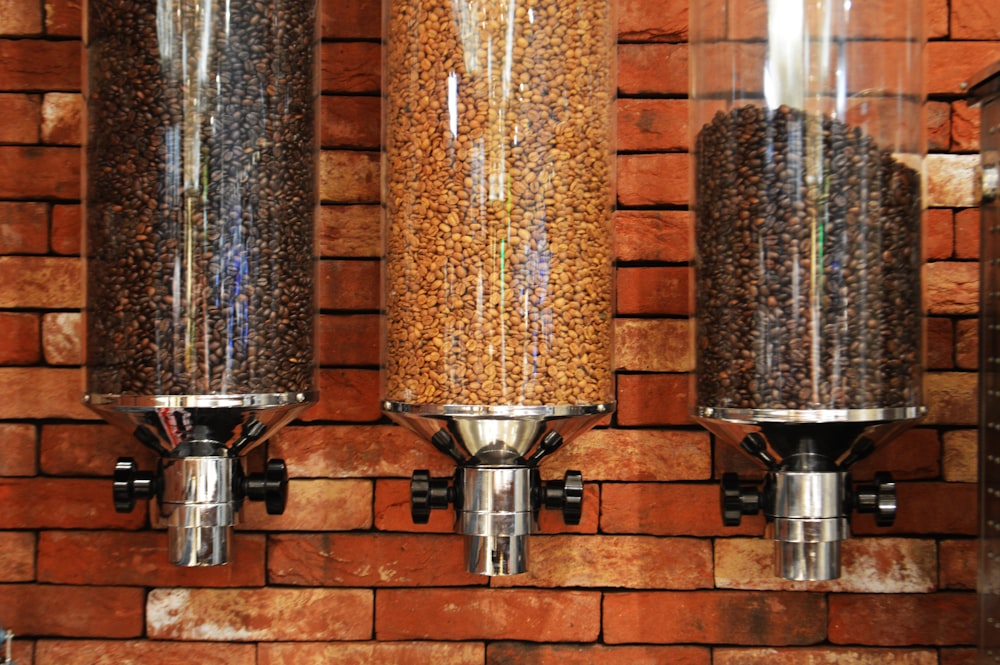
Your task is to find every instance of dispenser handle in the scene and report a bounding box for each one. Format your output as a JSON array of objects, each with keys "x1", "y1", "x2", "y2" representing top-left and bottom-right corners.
[
  {"x1": 243, "y1": 459, "x2": 289, "y2": 515},
  {"x1": 112, "y1": 457, "x2": 157, "y2": 513},
  {"x1": 541, "y1": 470, "x2": 584, "y2": 525},
  {"x1": 720, "y1": 472, "x2": 762, "y2": 526},
  {"x1": 854, "y1": 471, "x2": 897, "y2": 527},
  {"x1": 410, "y1": 470, "x2": 454, "y2": 524}
]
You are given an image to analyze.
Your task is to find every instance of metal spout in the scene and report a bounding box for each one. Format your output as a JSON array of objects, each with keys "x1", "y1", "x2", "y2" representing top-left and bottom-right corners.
[
  {"x1": 160, "y1": 456, "x2": 236, "y2": 567},
  {"x1": 457, "y1": 466, "x2": 536, "y2": 576},
  {"x1": 767, "y1": 470, "x2": 849, "y2": 581}
]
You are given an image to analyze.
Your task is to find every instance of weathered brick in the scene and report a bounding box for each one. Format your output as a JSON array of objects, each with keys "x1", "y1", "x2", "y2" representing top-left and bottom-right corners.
[
  {"x1": 321, "y1": 42, "x2": 380, "y2": 94},
  {"x1": 617, "y1": 0, "x2": 686, "y2": 42},
  {"x1": 939, "y1": 539, "x2": 976, "y2": 591},
  {"x1": 940, "y1": 649, "x2": 977, "y2": 665},
  {"x1": 952, "y1": 0, "x2": 1000, "y2": 39},
  {"x1": 0, "y1": 39, "x2": 80, "y2": 90},
  {"x1": 319, "y1": 205, "x2": 380, "y2": 258},
  {"x1": 0, "y1": 93, "x2": 40, "y2": 142},
  {"x1": 616, "y1": 373, "x2": 693, "y2": 425},
  {"x1": 0, "y1": 531, "x2": 35, "y2": 581},
  {"x1": 617, "y1": 99, "x2": 688, "y2": 151},
  {"x1": 558, "y1": 428, "x2": 710, "y2": 481},
  {"x1": 40, "y1": 423, "x2": 153, "y2": 476},
  {"x1": 927, "y1": 42, "x2": 1000, "y2": 95},
  {"x1": 0, "y1": 584, "x2": 144, "y2": 637},
  {"x1": 236, "y1": 479, "x2": 373, "y2": 532},
  {"x1": 852, "y1": 482, "x2": 977, "y2": 536},
  {"x1": 0, "y1": 312, "x2": 40, "y2": 365},
  {"x1": 926, "y1": 100, "x2": 951, "y2": 152},
  {"x1": 42, "y1": 311, "x2": 81, "y2": 365},
  {"x1": 714, "y1": 648, "x2": 938, "y2": 665},
  {"x1": 714, "y1": 538, "x2": 937, "y2": 593},
  {"x1": 318, "y1": 259, "x2": 379, "y2": 310},
  {"x1": 267, "y1": 533, "x2": 485, "y2": 587},
  {"x1": 926, "y1": 154, "x2": 980, "y2": 208},
  {"x1": 618, "y1": 153, "x2": 688, "y2": 207},
  {"x1": 924, "y1": 208, "x2": 953, "y2": 261},
  {"x1": 604, "y1": 591, "x2": 827, "y2": 645},
  {"x1": 320, "y1": 150, "x2": 380, "y2": 203},
  {"x1": 0, "y1": 201, "x2": 47, "y2": 254},
  {"x1": 954, "y1": 208, "x2": 979, "y2": 260},
  {"x1": 38, "y1": 531, "x2": 265, "y2": 586},
  {"x1": 618, "y1": 43, "x2": 688, "y2": 96},
  {"x1": 488, "y1": 643, "x2": 710, "y2": 665},
  {"x1": 0, "y1": 367, "x2": 93, "y2": 419},
  {"x1": 50, "y1": 203, "x2": 80, "y2": 254},
  {"x1": 0, "y1": 423, "x2": 36, "y2": 476},
  {"x1": 261, "y1": 641, "x2": 484, "y2": 665},
  {"x1": 43, "y1": 0, "x2": 80, "y2": 36},
  {"x1": 318, "y1": 314, "x2": 379, "y2": 366},
  {"x1": 296, "y1": 369, "x2": 381, "y2": 422},
  {"x1": 617, "y1": 266, "x2": 690, "y2": 316},
  {"x1": 925, "y1": 261, "x2": 978, "y2": 315},
  {"x1": 0, "y1": 0, "x2": 42, "y2": 34},
  {"x1": 36, "y1": 640, "x2": 256, "y2": 665},
  {"x1": 147, "y1": 588, "x2": 373, "y2": 641},
  {"x1": 601, "y1": 482, "x2": 765, "y2": 537},
  {"x1": 829, "y1": 593, "x2": 975, "y2": 645},
  {"x1": 925, "y1": 317, "x2": 953, "y2": 369},
  {"x1": 321, "y1": 0, "x2": 379, "y2": 39},
  {"x1": 951, "y1": 101, "x2": 979, "y2": 153},
  {"x1": 321, "y1": 95, "x2": 379, "y2": 148},
  {"x1": 0, "y1": 256, "x2": 81, "y2": 308},
  {"x1": 0, "y1": 478, "x2": 144, "y2": 529},
  {"x1": 942, "y1": 429, "x2": 977, "y2": 483},
  {"x1": 851, "y1": 427, "x2": 942, "y2": 482},
  {"x1": 927, "y1": 0, "x2": 949, "y2": 39},
  {"x1": 923, "y1": 371, "x2": 977, "y2": 426},
  {"x1": 376, "y1": 588, "x2": 600, "y2": 641},
  {"x1": 491, "y1": 535, "x2": 712, "y2": 590},
  {"x1": 615, "y1": 318, "x2": 693, "y2": 372},
  {"x1": 41, "y1": 92, "x2": 81, "y2": 144},
  {"x1": 615, "y1": 210, "x2": 691, "y2": 263}
]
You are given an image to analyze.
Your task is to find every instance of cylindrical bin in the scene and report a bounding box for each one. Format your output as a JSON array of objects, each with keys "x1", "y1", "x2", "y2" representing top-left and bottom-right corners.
[
  {"x1": 382, "y1": 0, "x2": 615, "y2": 574},
  {"x1": 689, "y1": 0, "x2": 925, "y2": 580},
  {"x1": 84, "y1": 0, "x2": 319, "y2": 565}
]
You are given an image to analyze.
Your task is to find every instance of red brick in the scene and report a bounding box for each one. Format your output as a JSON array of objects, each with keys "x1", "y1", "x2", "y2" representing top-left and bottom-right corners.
[
  {"x1": 923, "y1": 371, "x2": 977, "y2": 426},
  {"x1": 617, "y1": 99, "x2": 688, "y2": 152},
  {"x1": 853, "y1": 482, "x2": 977, "y2": 536},
  {"x1": 714, "y1": 648, "x2": 938, "y2": 665},
  {"x1": 954, "y1": 208, "x2": 980, "y2": 260},
  {"x1": 321, "y1": 42, "x2": 380, "y2": 94},
  {"x1": 926, "y1": 154, "x2": 980, "y2": 207},
  {"x1": 0, "y1": 367, "x2": 93, "y2": 419},
  {"x1": 0, "y1": 39, "x2": 80, "y2": 90},
  {"x1": 927, "y1": 42, "x2": 1000, "y2": 95},
  {"x1": 536, "y1": 483, "x2": 600, "y2": 534},
  {"x1": 942, "y1": 429, "x2": 977, "y2": 483},
  {"x1": 618, "y1": 153, "x2": 688, "y2": 207},
  {"x1": 923, "y1": 208, "x2": 953, "y2": 261},
  {"x1": 0, "y1": 478, "x2": 144, "y2": 529},
  {"x1": 321, "y1": 0, "x2": 379, "y2": 40},
  {"x1": 940, "y1": 649, "x2": 977, "y2": 665},
  {"x1": 42, "y1": 311, "x2": 80, "y2": 365},
  {"x1": 604, "y1": 591, "x2": 826, "y2": 645},
  {"x1": 320, "y1": 150, "x2": 379, "y2": 203},
  {"x1": 829, "y1": 593, "x2": 975, "y2": 645},
  {"x1": 237, "y1": 479, "x2": 373, "y2": 531},
  {"x1": 0, "y1": 93, "x2": 39, "y2": 142},
  {"x1": 714, "y1": 537, "x2": 937, "y2": 593},
  {"x1": 50, "y1": 203, "x2": 80, "y2": 255},
  {"x1": 0, "y1": 423, "x2": 35, "y2": 476},
  {"x1": 40, "y1": 423, "x2": 154, "y2": 476},
  {"x1": 952, "y1": 0, "x2": 1000, "y2": 39},
  {"x1": 615, "y1": 210, "x2": 691, "y2": 263},
  {"x1": 616, "y1": 373, "x2": 692, "y2": 425},
  {"x1": 261, "y1": 641, "x2": 484, "y2": 665},
  {"x1": 615, "y1": 318, "x2": 693, "y2": 372},
  {"x1": 376, "y1": 588, "x2": 600, "y2": 641},
  {"x1": 322, "y1": 95, "x2": 379, "y2": 148},
  {"x1": 560, "y1": 428, "x2": 710, "y2": 481},
  {"x1": 0, "y1": 256, "x2": 80, "y2": 308},
  {"x1": 296, "y1": 369, "x2": 381, "y2": 422},
  {"x1": 925, "y1": 317, "x2": 953, "y2": 369},
  {"x1": 617, "y1": 266, "x2": 690, "y2": 316},
  {"x1": 951, "y1": 100, "x2": 980, "y2": 153},
  {"x1": 0, "y1": 312, "x2": 39, "y2": 365},
  {"x1": 37, "y1": 531, "x2": 265, "y2": 586},
  {"x1": 617, "y1": 0, "x2": 686, "y2": 41},
  {"x1": 0, "y1": 201, "x2": 47, "y2": 254},
  {"x1": 43, "y1": 0, "x2": 80, "y2": 36},
  {"x1": 36, "y1": 640, "x2": 257, "y2": 665},
  {"x1": 488, "y1": 644, "x2": 709, "y2": 665},
  {"x1": 0, "y1": 531, "x2": 35, "y2": 581},
  {"x1": 851, "y1": 427, "x2": 942, "y2": 482},
  {"x1": 267, "y1": 533, "x2": 484, "y2": 587},
  {"x1": 925, "y1": 262, "x2": 978, "y2": 315},
  {"x1": 318, "y1": 259, "x2": 379, "y2": 310},
  {"x1": 492, "y1": 535, "x2": 712, "y2": 589},
  {"x1": 939, "y1": 539, "x2": 976, "y2": 590},
  {"x1": 319, "y1": 204, "x2": 379, "y2": 258},
  {"x1": 318, "y1": 314, "x2": 379, "y2": 366},
  {"x1": 601, "y1": 482, "x2": 766, "y2": 537},
  {"x1": 41, "y1": 92, "x2": 80, "y2": 144},
  {"x1": 0, "y1": 0, "x2": 42, "y2": 34},
  {"x1": 618, "y1": 44, "x2": 688, "y2": 96},
  {"x1": 147, "y1": 588, "x2": 373, "y2": 641},
  {"x1": 927, "y1": 0, "x2": 949, "y2": 39},
  {"x1": 956, "y1": 330, "x2": 984, "y2": 375},
  {"x1": 926, "y1": 101, "x2": 951, "y2": 153},
  {"x1": 0, "y1": 584, "x2": 144, "y2": 637}
]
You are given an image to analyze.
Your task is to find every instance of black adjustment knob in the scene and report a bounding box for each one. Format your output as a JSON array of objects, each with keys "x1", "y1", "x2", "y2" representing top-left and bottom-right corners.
[
  {"x1": 410, "y1": 470, "x2": 453, "y2": 524},
  {"x1": 245, "y1": 459, "x2": 289, "y2": 515},
  {"x1": 112, "y1": 457, "x2": 156, "y2": 513},
  {"x1": 855, "y1": 471, "x2": 897, "y2": 527},
  {"x1": 543, "y1": 470, "x2": 584, "y2": 525},
  {"x1": 721, "y1": 472, "x2": 761, "y2": 526}
]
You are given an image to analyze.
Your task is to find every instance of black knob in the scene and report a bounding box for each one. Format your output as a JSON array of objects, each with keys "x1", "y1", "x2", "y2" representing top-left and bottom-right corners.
[
  {"x1": 855, "y1": 471, "x2": 896, "y2": 527},
  {"x1": 245, "y1": 459, "x2": 289, "y2": 515},
  {"x1": 543, "y1": 470, "x2": 584, "y2": 525},
  {"x1": 112, "y1": 457, "x2": 156, "y2": 513},
  {"x1": 410, "y1": 470, "x2": 453, "y2": 524},
  {"x1": 721, "y1": 472, "x2": 760, "y2": 526}
]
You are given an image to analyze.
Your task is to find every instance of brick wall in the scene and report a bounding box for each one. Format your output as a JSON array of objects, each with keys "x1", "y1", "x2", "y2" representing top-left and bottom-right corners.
[{"x1": 0, "y1": 0, "x2": 997, "y2": 662}]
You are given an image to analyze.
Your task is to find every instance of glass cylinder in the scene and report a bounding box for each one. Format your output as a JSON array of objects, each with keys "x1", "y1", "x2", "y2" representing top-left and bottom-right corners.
[
  {"x1": 382, "y1": 0, "x2": 615, "y2": 412},
  {"x1": 690, "y1": 0, "x2": 924, "y2": 421},
  {"x1": 84, "y1": 0, "x2": 318, "y2": 401}
]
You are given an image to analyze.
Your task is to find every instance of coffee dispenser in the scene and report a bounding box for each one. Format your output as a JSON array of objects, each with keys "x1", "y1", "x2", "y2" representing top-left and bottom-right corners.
[
  {"x1": 381, "y1": 0, "x2": 615, "y2": 575},
  {"x1": 690, "y1": 0, "x2": 926, "y2": 579},
  {"x1": 84, "y1": 0, "x2": 319, "y2": 565}
]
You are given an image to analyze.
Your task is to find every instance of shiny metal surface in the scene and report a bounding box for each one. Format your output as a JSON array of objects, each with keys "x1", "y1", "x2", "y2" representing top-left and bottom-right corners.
[
  {"x1": 696, "y1": 406, "x2": 925, "y2": 425},
  {"x1": 466, "y1": 535, "x2": 528, "y2": 576},
  {"x1": 457, "y1": 466, "x2": 536, "y2": 576},
  {"x1": 771, "y1": 471, "x2": 847, "y2": 519},
  {"x1": 160, "y1": 456, "x2": 236, "y2": 566},
  {"x1": 775, "y1": 540, "x2": 841, "y2": 581}
]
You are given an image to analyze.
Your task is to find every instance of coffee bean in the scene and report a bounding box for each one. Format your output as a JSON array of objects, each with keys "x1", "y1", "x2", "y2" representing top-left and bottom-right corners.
[
  {"x1": 382, "y1": 0, "x2": 614, "y2": 407},
  {"x1": 85, "y1": 0, "x2": 317, "y2": 397},
  {"x1": 695, "y1": 104, "x2": 921, "y2": 412}
]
